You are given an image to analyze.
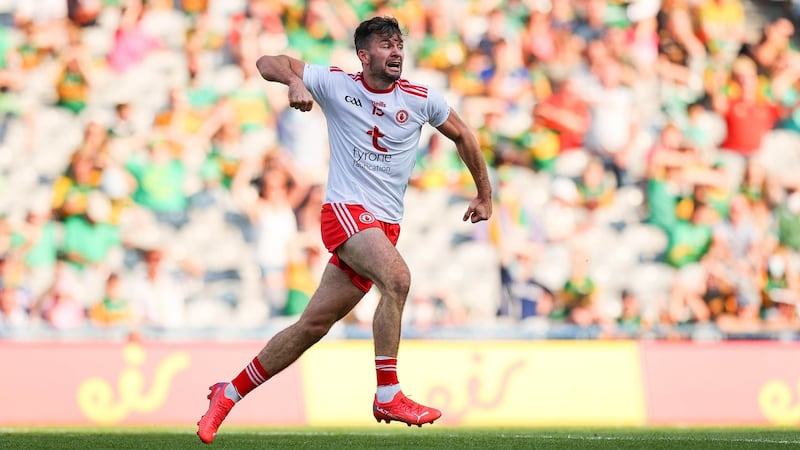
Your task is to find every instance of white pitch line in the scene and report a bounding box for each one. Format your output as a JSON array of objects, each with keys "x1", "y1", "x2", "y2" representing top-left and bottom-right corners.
[
  {"x1": 524, "y1": 434, "x2": 800, "y2": 445},
  {"x1": 247, "y1": 430, "x2": 800, "y2": 445}
]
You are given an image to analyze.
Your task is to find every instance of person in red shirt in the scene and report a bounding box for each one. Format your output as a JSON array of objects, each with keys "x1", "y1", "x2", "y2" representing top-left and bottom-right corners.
[
  {"x1": 534, "y1": 76, "x2": 591, "y2": 152},
  {"x1": 713, "y1": 55, "x2": 781, "y2": 156}
]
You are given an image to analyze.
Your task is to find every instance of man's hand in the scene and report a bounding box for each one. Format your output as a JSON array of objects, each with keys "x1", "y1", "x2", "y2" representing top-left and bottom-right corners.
[
  {"x1": 288, "y1": 79, "x2": 314, "y2": 112},
  {"x1": 462, "y1": 196, "x2": 492, "y2": 223}
]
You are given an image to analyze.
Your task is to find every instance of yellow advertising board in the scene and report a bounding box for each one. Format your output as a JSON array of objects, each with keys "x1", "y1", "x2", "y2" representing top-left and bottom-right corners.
[{"x1": 301, "y1": 340, "x2": 646, "y2": 426}]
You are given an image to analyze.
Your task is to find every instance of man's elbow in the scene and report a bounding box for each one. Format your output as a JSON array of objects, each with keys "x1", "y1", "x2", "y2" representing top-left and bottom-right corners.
[
  {"x1": 256, "y1": 54, "x2": 286, "y2": 80},
  {"x1": 255, "y1": 55, "x2": 272, "y2": 80}
]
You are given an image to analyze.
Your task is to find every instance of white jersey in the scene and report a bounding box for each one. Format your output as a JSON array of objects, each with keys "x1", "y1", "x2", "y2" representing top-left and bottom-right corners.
[{"x1": 303, "y1": 64, "x2": 451, "y2": 223}]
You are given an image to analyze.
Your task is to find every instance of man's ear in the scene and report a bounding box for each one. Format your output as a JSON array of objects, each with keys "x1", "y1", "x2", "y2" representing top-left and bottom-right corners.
[{"x1": 357, "y1": 49, "x2": 369, "y2": 65}]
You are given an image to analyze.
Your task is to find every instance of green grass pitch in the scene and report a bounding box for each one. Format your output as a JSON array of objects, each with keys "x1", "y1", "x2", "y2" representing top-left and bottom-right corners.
[{"x1": 1, "y1": 427, "x2": 799, "y2": 449}]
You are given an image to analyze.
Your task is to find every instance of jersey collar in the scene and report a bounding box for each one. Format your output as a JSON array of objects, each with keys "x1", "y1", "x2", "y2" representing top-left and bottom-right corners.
[{"x1": 360, "y1": 74, "x2": 395, "y2": 94}]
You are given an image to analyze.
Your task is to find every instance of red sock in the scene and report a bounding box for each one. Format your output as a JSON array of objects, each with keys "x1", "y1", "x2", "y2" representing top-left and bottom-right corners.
[
  {"x1": 375, "y1": 357, "x2": 399, "y2": 386},
  {"x1": 231, "y1": 357, "x2": 270, "y2": 398}
]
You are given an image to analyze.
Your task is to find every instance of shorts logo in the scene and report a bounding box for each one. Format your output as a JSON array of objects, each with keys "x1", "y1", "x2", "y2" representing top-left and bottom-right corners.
[
  {"x1": 359, "y1": 212, "x2": 376, "y2": 224},
  {"x1": 395, "y1": 110, "x2": 409, "y2": 124}
]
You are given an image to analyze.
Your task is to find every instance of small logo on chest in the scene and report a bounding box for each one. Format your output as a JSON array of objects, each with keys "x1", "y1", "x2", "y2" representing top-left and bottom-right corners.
[
  {"x1": 395, "y1": 110, "x2": 409, "y2": 124},
  {"x1": 345, "y1": 95, "x2": 362, "y2": 107}
]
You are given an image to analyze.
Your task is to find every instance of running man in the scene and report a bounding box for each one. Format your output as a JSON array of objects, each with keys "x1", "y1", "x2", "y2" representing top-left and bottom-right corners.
[{"x1": 197, "y1": 16, "x2": 492, "y2": 444}]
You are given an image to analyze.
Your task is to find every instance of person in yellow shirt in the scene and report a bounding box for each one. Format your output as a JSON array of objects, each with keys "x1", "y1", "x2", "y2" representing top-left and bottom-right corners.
[
  {"x1": 89, "y1": 273, "x2": 134, "y2": 328},
  {"x1": 696, "y1": 0, "x2": 746, "y2": 63}
]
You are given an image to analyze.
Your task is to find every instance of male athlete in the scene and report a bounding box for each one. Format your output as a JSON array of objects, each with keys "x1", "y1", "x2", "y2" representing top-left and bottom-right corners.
[{"x1": 197, "y1": 16, "x2": 492, "y2": 444}]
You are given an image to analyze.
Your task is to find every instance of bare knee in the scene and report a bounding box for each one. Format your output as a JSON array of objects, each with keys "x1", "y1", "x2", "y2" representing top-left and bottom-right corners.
[
  {"x1": 381, "y1": 269, "x2": 411, "y2": 302},
  {"x1": 296, "y1": 313, "x2": 336, "y2": 342}
]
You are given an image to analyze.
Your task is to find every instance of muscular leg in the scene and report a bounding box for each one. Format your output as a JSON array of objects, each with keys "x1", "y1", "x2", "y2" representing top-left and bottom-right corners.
[
  {"x1": 255, "y1": 262, "x2": 365, "y2": 376},
  {"x1": 336, "y1": 228, "x2": 410, "y2": 358}
]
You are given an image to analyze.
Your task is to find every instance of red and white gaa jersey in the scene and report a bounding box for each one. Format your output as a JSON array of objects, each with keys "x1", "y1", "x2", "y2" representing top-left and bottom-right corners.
[{"x1": 303, "y1": 64, "x2": 451, "y2": 223}]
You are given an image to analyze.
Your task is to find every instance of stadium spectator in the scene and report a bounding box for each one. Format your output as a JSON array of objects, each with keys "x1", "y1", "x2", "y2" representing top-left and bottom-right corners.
[
  {"x1": 497, "y1": 247, "x2": 554, "y2": 321},
  {"x1": 515, "y1": 103, "x2": 560, "y2": 173},
  {"x1": 476, "y1": 8, "x2": 515, "y2": 59},
  {"x1": 765, "y1": 295, "x2": 800, "y2": 332},
  {"x1": 712, "y1": 55, "x2": 781, "y2": 158},
  {"x1": 489, "y1": 167, "x2": 546, "y2": 257},
  {"x1": 154, "y1": 85, "x2": 219, "y2": 148},
  {"x1": 573, "y1": 0, "x2": 609, "y2": 44},
  {"x1": 534, "y1": 76, "x2": 591, "y2": 152},
  {"x1": 542, "y1": 176, "x2": 585, "y2": 243},
  {"x1": 0, "y1": 253, "x2": 33, "y2": 327},
  {"x1": 576, "y1": 155, "x2": 616, "y2": 212},
  {"x1": 233, "y1": 152, "x2": 306, "y2": 316},
  {"x1": 664, "y1": 202, "x2": 718, "y2": 325},
  {"x1": 448, "y1": 49, "x2": 490, "y2": 97},
  {"x1": 276, "y1": 101, "x2": 329, "y2": 184},
  {"x1": 695, "y1": 0, "x2": 746, "y2": 64},
  {"x1": 407, "y1": 288, "x2": 468, "y2": 332},
  {"x1": 700, "y1": 225, "x2": 761, "y2": 332},
  {"x1": 777, "y1": 186, "x2": 800, "y2": 252},
  {"x1": 12, "y1": 0, "x2": 69, "y2": 55},
  {"x1": 746, "y1": 17, "x2": 798, "y2": 77},
  {"x1": 88, "y1": 272, "x2": 134, "y2": 328},
  {"x1": 410, "y1": 133, "x2": 467, "y2": 192},
  {"x1": 12, "y1": 202, "x2": 59, "y2": 299},
  {"x1": 201, "y1": 116, "x2": 248, "y2": 192},
  {"x1": 483, "y1": 38, "x2": 537, "y2": 112},
  {"x1": 645, "y1": 124, "x2": 696, "y2": 231},
  {"x1": 35, "y1": 256, "x2": 85, "y2": 329},
  {"x1": 52, "y1": 150, "x2": 102, "y2": 222},
  {"x1": 107, "y1": 0, "x2": 162, "y2": 74},
  {"x1": 283, "y1": 234, "x2": 323, "y2": 317},
  {"x1": 124, "y1": 134, "x2": 190, "y2": 229},
  {"x1": 614, "y1": 289, "x2": 648, "y2": 337},
  {"x1": 67, "y1": 0, "x2": 103, "y2": 28},
  {"x1": 0, "y1": 284, "x2": 29, "y2": 330},
  {"x1": 554, "y1": 245, "x2": 600, "y2": 327},
  {"x1": 59, "y1": 192, "x2": 120, "y2": 304},
  {"x1": 415, "y1": 6, "x2": 466, "y2": 72},
  {"x1": 627, "y1": 4, "x2": 660, "y2": 78},
  {"x1": 583, "y1": 54, "x2": 644, "y2": 187},
  {"x1": 520, "y1": 8, "x2": 557, "y2": 65},
  {"x1": 128, "y1": 245, "x2": 188, "y2": 329}
]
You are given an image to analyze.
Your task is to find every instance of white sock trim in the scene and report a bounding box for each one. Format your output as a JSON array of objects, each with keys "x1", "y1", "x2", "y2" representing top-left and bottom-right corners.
[
  {"x1": 224, "y1": 382, "x2": 242, "y2": 402},
  {"x1": 376, "y1": 384, "x2": 401, "y2": 403}
]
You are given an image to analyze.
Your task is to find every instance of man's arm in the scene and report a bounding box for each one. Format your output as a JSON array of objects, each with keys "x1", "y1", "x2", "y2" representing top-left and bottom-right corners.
[
  {"x1": 255, "y1": 54, "x2": 314, "y2": 112},
  {"x1": 436, "y1": 108, "x2": 493, "y2": 223}
]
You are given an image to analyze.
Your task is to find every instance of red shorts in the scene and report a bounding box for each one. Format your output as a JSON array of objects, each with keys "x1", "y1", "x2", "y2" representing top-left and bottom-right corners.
[{"x1": 321, "y1": 203, "x2": 400, "y2": 292}]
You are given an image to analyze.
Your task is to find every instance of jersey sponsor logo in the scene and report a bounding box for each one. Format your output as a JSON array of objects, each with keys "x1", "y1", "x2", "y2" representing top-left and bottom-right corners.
[
  {"x1": 352, "y1": 147, "x2": 392, "y2": 174},
  {"x1": 395, "y1": 110, "x2": 409, "y2": 124},
  {"x1": 359, "y1": 212, "x2": 376, "y2": 224},
  {"x1": 367, "y1": 126, "x2": 388, "y2": 152},
  {"x1": 345, "y1": 95, "x2": 363, "y2": 107}
]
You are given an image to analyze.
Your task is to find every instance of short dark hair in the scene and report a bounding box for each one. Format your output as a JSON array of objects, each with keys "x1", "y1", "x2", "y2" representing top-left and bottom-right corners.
[{"x1": 354, "y1": 16, "x2": 403, "y2": 51}]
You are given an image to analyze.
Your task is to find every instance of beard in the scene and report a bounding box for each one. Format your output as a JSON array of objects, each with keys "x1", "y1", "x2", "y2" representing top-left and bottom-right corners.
[
  {"x1": 377, "y1": 67, "x2": 401, "y2": 83},
  {"x1": 367, "y1": 61, "x2": 401, "y2": 84},
  {"x1": 383, "y1": 71, "x2": 401, "y2": 82}
]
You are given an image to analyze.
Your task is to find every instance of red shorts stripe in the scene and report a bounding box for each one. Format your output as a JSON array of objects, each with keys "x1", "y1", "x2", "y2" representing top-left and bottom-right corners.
[
  {"x1": 321, "y1": 203, "x2": 401, "y2": 292},
  {"x1": 330, "y1": 202, "x2": 359, "y2": 237}
]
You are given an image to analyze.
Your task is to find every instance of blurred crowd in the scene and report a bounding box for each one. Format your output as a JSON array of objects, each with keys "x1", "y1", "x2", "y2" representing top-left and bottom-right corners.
[{"x1": 1, "y1": 0, "x2": 800, "y2": 340}]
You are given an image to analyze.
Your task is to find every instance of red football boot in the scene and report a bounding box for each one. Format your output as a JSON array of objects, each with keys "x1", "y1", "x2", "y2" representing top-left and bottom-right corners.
[
  {"x1": 197, "y1": 382, "x2": 235, "y2": 444},
  {"x1": 373, "y1": 391, "x2": 442, "y2": 427}
]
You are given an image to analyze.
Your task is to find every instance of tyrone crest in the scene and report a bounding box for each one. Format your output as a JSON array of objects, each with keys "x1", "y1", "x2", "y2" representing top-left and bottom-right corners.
[
  {"x1": 395, "y1": 109, "x2": 409, "y2": 124},
  {"x1": 359, "y1": 212, "x2": 376, "y2": 224}
]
